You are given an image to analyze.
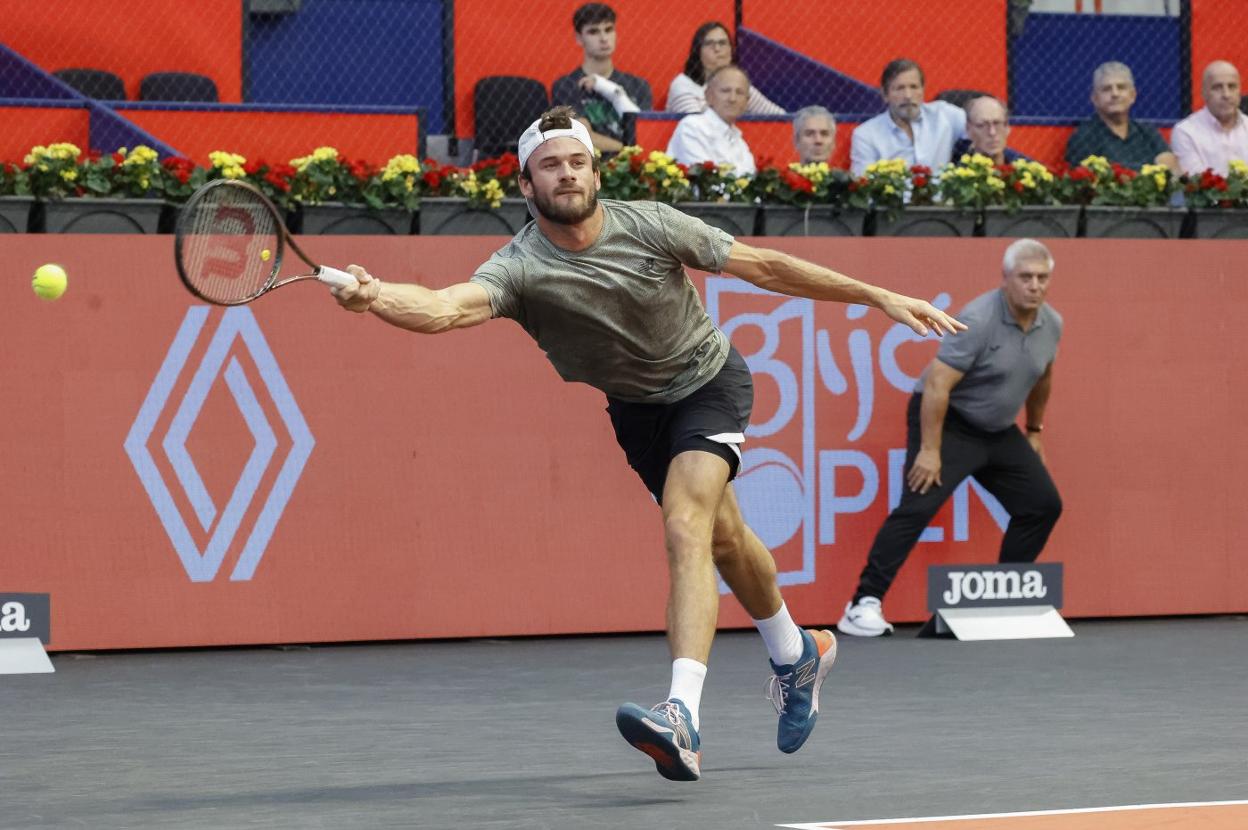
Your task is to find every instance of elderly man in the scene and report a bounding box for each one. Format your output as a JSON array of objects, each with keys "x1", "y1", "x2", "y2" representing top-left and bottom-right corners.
[
  {"x1": 839, "y1": 239, "x2": 1063, "y2": 638},
  {"x1": 793, "y1": 105, "x2": 837, "y2": 165},
  {"x1": 850, "y1": 58, "x2": 966, "y2": 176},
  {"x1": 1171, "y1": 60, "x2": 1248, "y2": 176},
  {"x1": 951, "y1": 96, "x2": 1029, "y2": 165},
  {"x1": 1064, "y1": 61, "x2": 1178, "y2": 172},
  {"x1": 667, "y1": 64, "x2": 756, "y2": 173}
]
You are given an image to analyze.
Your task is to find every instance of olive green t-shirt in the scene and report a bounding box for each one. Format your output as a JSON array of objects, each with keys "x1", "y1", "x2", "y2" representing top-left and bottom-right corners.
[{"x1": 470, "y1": 199, "x2": 735, "y2": 404}]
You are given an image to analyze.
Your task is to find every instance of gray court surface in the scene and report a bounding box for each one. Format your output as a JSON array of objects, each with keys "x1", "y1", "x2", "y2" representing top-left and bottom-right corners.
[{"x1": 3, "y1": 617, "x2": 1246, "y2": 830}]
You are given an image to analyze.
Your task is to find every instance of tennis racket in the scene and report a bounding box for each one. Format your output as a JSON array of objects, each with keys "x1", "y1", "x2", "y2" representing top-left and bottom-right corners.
[{"x1": 174, "y1": 178, "x2": 358, "y2": 306}]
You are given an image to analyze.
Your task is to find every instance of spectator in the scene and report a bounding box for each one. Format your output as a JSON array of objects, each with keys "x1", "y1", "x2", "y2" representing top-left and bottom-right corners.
[
  {"x1": 793, "y1": 106, "x2": 837, "y2": 165},
  {"x1": 1064, "y1": 61, "x2": 1179, "y2": 172},
  {"x1": 951, "y1": 96, "x2": 1030, "y2": 165},
  {"x1": 850, "y1": 59, "x2": 967, "y2": 176},
  {"x1": 838, "y1": 239, "x2": 1063, "y2": 638},
  {"x1": 1171, "y1": 60, "x2": 1248, "y2": 176},
  {"x1": 551, "y1": 3, "x2": 653, "y2": 155},
  {"x1": 667, "y1": 65, "x2": 756, "y2": 174},
  {"x1": 666, "y1": 22, "x2": 784, "y2": 116}
]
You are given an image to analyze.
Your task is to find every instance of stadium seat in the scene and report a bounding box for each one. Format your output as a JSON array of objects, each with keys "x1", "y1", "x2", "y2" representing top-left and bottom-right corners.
[
  {"x1": 139, "y1": 72, "x2": 220, "y2": 103},
  {"x1": 936, "y1": 88, "x2": 994, "y2": 109},
  {"x1": 473, "y1": 76, "x2": 549, "y2": 158},
  {"x1": 53, "y1": 68, "x2": 126, "y2": 100}
]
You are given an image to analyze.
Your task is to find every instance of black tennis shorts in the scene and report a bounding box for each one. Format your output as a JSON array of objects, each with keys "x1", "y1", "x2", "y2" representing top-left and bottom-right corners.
[{"x1": 606, "y1": 345, "x2": 754, "y2": 503}]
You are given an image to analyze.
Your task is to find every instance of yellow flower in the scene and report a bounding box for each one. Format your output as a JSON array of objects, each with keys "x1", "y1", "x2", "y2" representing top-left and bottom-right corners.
[
  {"x1": 312, "y1": 146, "x2": 339, "y2": 162},
  {"x1": 123, "y1": 145, "x2": 159, "y2": 167},
  {"x1": 883, "y1": 184, "x2": 896, "y2": 195},
  {"x1": 1080, "y1": 155, "x2": 1110, "y2": 173},
  {"x1": 210, "y1": 151, "x2": 247, "y2": 170},
  {"x1": 1229, "y1": 159, "x2": 1248, "y2": 178},
  {"x1": 1020, "y1": 172, "x2": 1036, "y2": 189},
  {"x1": 383, "y1": 154, "x2": 421, "y2": 181},
  {"x1": 1153, "y1": 174, "x2": 1166, "y2": 190},
  {"x1": 735, "y1": 177, "x2": 750, "y2": 190},
  {"x1": 60, "y1": 169, "x2": 78, "y2": 181}
]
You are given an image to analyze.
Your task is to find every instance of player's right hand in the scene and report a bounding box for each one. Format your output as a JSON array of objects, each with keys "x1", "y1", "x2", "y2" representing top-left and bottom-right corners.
[
  {"x1": 907, "y1": 448, "x2": 942, "y2": 494},
  {"x1": 334, "y1": 264, "x2": 382, "y2": 313}
]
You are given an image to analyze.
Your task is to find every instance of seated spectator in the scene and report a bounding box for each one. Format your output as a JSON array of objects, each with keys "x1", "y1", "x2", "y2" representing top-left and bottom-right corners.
[
  {"x1": 666, "y1": 65, "x2": 756, "y2": 174},
  {"x1": 850, "y1": 58, "x2": 967, "y2": 176},
  {"x1": 951, "y1": 96, "x2": 1030, "y2": 165},
  {"x1": 1171, "y1": 60, "x2": 1248, "y2": 176},
  {"x1": 1064, "y1": 61, "x2": 1179, "y2": 172},
  {"x1": 793, "y1": 106, "x2": 837, "y2": 165},
  {"x1": 551, "y1": 3, "x2": 652, "y2": 155},
  {"x1": 666, "y1": 21, "x2": 783, "y2": 116}
]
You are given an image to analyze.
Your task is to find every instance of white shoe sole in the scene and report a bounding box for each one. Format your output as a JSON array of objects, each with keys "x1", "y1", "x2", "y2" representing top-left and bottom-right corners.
[{"x1": 836, "y1": 615, "x2": 894, "y2": 637}]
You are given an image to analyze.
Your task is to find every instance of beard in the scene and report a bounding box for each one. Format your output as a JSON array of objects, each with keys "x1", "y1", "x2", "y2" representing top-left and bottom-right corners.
[{"x1": 531, "y1": 184, "x2": 599, "y2": 225}]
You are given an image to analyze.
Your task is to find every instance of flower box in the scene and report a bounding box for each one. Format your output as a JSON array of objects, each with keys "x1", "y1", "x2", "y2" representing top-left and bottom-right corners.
[
  {"x1": 1188, "y1": 208, "x2": 1248, "y2": 239},
  {"x1": 37, "y1": 197, "x2": 165, "y2": 234},
  {"x1": 981, "y1": 206, "x2": 1081, "y2": 238},
  {"x1": 1082, "y1": 206, "x2": 1187, "y2": 239},
  {"x1": 0, "y1": 196, "x2": 34, "y2": 233},
  {"x1": 296, "y1": 202, "x2": 414, "y2": 235},
  {"x1": 759, "y1": 205, "x2": 865, "y2": 236},
  {"x1": 418, "y1": 197, "x2": 529, "y2": 235},
  {"x1": 674, "y1": 202, "x2": 759, "y2": 236},
  {"x1": 870, "y1": 206, "x2": 979, "y2": 237}
]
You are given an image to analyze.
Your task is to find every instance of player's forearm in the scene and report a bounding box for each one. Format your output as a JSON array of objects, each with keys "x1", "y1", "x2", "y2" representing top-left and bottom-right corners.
[
  {"x1": 919, "y1": 383, "x2": 951, "y2": 452},
  {"x1": 1025, "y1": 372, "x2": 1053, "y2": 427},
  {"x1": 368, "y1": 282, "x2": 467, "y2": 334},
  {"x1": 747, "y1": 250, "x2": 892, "y2": 307}
]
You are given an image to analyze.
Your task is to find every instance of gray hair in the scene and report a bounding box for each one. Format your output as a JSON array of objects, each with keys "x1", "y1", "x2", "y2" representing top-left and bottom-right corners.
[
  {"x1": 1002, "y1": 239, "x2": 1055, "y2": 274},
  {"x1": 793, "y1": 105, "x2": 837, "y2": 140},
  {"x1": 1092, "y1": 61, "x2": 1134, "y2": 91}
]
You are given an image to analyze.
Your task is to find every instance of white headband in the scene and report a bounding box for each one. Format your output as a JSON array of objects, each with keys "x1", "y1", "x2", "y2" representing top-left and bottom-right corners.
[{"x1": 517, "y1": 117, "x2": 595, "y2": 171}]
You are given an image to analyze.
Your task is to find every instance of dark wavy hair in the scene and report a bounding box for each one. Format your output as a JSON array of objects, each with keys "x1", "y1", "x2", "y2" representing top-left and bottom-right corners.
[{"x1": 683, "y1": 21, "x2": 736, "y2": 86}]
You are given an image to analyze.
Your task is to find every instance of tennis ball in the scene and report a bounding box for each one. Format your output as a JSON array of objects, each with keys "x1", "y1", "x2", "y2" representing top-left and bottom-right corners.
[
  {"x1": 261, "y1": 248, "x2": 272, "y2": 261},
  {"x1": 32, "y1": 263, "x2": 68, "y2": 301}
]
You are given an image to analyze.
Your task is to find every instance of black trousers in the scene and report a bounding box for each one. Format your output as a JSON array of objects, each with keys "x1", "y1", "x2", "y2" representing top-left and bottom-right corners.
[{"x1": 854, "y1": 393, "x2": 1063, "y2": 602}]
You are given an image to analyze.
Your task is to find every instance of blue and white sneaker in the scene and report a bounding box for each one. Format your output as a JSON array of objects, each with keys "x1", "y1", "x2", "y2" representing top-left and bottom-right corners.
[
  {"x1": 615, "y1": 698, "x2": 702, "y2": 781},
  {"x1": 766, "y1": 628, "x2": 838, "y2": 754}
]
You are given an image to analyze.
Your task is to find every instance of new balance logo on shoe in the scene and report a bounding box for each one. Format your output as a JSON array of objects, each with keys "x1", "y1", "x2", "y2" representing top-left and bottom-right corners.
[{"x1": 793, "y1": 658, "x2": 818, "y2": 689}]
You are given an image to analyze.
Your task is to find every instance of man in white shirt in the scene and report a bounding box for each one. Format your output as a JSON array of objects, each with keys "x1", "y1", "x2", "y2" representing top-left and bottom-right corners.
[
  {"x1": 1171, "y1": 60, "x2": 1248, "y2": 176},
  {"x1": 667, "y1": 65, "x2": 756, "y2": 174},
  {"x1": 850, "y1": 59, "x2": 966, "y2": 176}
]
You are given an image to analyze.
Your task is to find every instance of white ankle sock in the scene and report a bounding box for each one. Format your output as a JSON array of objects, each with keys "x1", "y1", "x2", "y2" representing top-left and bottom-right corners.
[
  {"x1": 753, "y1": 603, "x2": 805, "y2": 666},
  {"x1": 668, "y1": 658, "x2": 707, "y2": 731}
]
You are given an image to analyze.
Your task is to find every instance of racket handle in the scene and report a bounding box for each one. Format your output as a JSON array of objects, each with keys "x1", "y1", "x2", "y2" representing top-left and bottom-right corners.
[{"x1": 317, "y1": 266, "x2": 359, "y2": 289}]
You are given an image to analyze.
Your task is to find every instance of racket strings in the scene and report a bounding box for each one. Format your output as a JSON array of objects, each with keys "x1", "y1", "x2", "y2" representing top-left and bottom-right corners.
[{"x1": 179, "y1": 183, "x2": 281, "y2": 304}]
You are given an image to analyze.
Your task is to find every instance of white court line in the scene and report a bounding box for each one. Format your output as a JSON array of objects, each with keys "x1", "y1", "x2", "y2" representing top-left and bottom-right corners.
[{"x1": 777, "y1": 799, "x2": 1248, "y2": 829}]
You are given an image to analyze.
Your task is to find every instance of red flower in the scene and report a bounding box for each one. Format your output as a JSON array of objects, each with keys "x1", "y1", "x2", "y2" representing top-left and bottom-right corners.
[
  {"x1": 423, "y1": 171, "x2": 442, "y2": 189},
  {"x1": 244, "y1": 159, "x2": 265, "y2": 176},
  {"x1": 629, "y1": 155, "x2": 643, "y2": 172},
  {"x1": 676, "y1": 162, "x2": 689, "y2": 175},
  {"x1": 1216, "y1": 180, "x2": 1229, "y2": 192},
  {"x1": 1013, "y1": 180, "x2": 1025, "y2": 193},
  {"x1": 912, "y1": 165, "x2": 932, "y2": 176},
  {"x1": 998, "y1": 163, "x2": 1015, "y2": 176},
  {"x1": 702, "y1": 161, "x2": 716, "y2": 172},
  {"x1": 264, "y1": 170, "x2": 291, "y2": 192},
  {"x1": 913, "y1": 175, "x2": 929, "y2": 188},
  {"x1": 112, "y1": 152, "x2": 125, "y2": 165}
]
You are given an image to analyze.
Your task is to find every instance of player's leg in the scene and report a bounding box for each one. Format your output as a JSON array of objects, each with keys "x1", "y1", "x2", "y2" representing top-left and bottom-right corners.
[
  {"x1": 842, "y1": 396, "x2": 987, "y2": 636},
  {"x1": 711, "y1": 485, "x2": 836, "y2": 754},
  {"x1": 974, "y1": 428, "x2": 1063, "y2": 563},
  {"x1": 615, "y1": 448, "x2": 727, "y2": 782}
]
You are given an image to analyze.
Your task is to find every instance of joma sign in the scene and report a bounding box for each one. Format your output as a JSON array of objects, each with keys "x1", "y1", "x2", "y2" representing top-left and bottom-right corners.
[{"x1": 927, "y1": 564, "x2": 1064, "y2": 610}]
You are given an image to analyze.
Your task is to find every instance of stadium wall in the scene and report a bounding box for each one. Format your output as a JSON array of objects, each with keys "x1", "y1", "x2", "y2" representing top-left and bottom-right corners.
[{"x1": 3, "y1": 235, "x2": 1246, "y2": 652}]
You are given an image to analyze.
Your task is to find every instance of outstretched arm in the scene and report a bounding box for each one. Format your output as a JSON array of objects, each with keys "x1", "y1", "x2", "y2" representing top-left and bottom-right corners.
[
  {"x1": 722, "y1": 241, "x2": 967, "y2": 337},
  {"x1": 332, "y1": 264, "x2": 492, "y2": 334}
]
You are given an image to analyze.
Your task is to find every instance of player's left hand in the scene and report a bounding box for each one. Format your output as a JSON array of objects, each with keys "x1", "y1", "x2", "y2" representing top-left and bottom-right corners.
[
  {"x1": 578, "y1": 74, "x2": 599, "y2": 91},
  {"x1": 880, "y1": 292, "x2": 967, "y2": 337},
  {"x1": 333, "y1": 264, "x2": 382, "y2": 313},
  {"x1": 1027, "y1": 432, "x2": 1046, "y2": 464}
]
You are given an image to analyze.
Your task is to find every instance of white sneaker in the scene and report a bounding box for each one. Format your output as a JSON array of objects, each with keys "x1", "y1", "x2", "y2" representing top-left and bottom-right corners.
[{"x1": 836, "y1": 597, "x2": 894, "y2": 637}]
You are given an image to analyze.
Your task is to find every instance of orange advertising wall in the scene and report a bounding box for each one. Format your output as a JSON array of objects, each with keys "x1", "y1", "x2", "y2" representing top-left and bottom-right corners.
[
  {"x1": 453, "y1": 0, "x2": 734, "y2": 137},
  {"x1": 3, "y1": 235, "x2": 1247, "y2": 652},
  {"x1": 4, "y1": 0, "x2": 243, "y2": 102},
  {"x1": 0, "y1": 105, "x2": 90, "y2": 161},
  {"x1": 114, "y1": 108, "x2": 422, "y2": 166},
  {"x1": 1189, "y1": 0, "x2": 1247, "y2": 112}
]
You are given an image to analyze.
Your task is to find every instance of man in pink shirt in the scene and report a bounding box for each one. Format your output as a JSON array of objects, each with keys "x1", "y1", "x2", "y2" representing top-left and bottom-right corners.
[{"x1": 1172, "y1": 60, "x2": 1248, "y2": 175}]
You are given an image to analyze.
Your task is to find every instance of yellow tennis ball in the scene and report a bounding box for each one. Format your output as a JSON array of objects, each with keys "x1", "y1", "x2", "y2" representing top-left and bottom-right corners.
[
  {"x1": 260, "y1": 248, "x2": 272, "y2": 261},
  {"x1": 32, "y1": 263, "x2": 68, "y2": 301}
]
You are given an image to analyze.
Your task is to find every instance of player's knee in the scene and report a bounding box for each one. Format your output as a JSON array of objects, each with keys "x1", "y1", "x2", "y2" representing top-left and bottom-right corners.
[
  {"x1": 710, "y1": 519, "x2": 747, "y2": 566},
  {"x1": 663, "y1": 509, "x2": 710, "y2": 557}
]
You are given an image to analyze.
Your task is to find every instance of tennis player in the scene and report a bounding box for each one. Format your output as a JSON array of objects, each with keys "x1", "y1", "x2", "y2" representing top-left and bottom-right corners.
[{"x1": 331, "y1": 106, "x2": 965, "y2": 782}]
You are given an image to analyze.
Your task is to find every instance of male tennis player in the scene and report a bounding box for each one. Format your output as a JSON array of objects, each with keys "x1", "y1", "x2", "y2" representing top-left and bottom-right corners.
[{"x1": 331, "y1": 106, "x2": 965, "y2": 782}]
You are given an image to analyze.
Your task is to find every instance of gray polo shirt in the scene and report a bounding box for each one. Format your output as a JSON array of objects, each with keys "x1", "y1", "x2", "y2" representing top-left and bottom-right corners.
[
  {"x1": 914, "y1": 288, "x2": 1062, "y2": 432},
  {"x1": 470, "y1": 199, "x2": 734, "y2": 404}
]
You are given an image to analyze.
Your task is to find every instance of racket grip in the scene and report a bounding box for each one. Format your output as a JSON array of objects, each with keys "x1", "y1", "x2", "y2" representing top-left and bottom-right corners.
[{"x1": 317, "y1": 266, "x2": 359, "y2": 289}]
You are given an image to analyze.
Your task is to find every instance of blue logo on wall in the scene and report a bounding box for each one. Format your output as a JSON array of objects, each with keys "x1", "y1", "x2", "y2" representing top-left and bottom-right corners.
[{"x1": 124, "y1": 307, "x2": 315, "y2": 582}]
